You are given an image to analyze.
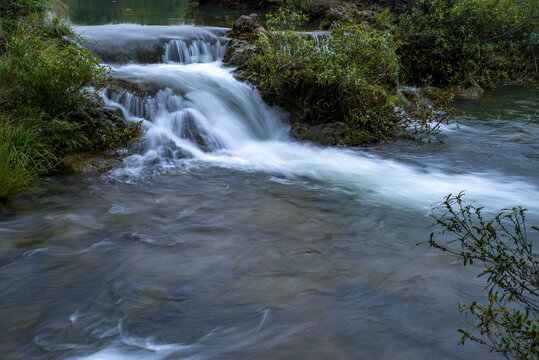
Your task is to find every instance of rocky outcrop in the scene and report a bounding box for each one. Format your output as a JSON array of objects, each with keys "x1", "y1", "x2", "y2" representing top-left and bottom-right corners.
[{"x1": 223, "y1": 13, "x2": 268, "y2": 80}]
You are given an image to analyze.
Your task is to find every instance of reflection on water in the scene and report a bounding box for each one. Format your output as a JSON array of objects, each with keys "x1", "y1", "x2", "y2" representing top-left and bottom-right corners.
[{"x1": 65, "y1": 0, "x2": 257, "y2": 26}]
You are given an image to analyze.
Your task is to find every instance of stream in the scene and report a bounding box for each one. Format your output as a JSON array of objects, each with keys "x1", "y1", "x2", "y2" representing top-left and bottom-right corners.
[{"x1": 0, "y1": 6, "x2": 538, "y2": 360}]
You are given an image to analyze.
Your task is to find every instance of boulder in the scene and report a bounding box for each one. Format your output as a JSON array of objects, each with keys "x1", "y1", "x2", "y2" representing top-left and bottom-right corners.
[
  {"x1": 224, "y1": 14, "x2": 268, "y2": 77},
  {"x1": 290, "y1": 122, "x2": 349, "y2": 146},
  {"x1": 62, "y1": 152, "x2": 125, "y2": 174},
  {"x1": 228, "y1": 14, "x2": 268, "y2": 39}
]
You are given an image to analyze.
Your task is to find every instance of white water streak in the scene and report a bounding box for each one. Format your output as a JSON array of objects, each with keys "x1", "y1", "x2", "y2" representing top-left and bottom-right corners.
[{"x1": 103, "y1": 38, "x2": 539, "y2": 215}]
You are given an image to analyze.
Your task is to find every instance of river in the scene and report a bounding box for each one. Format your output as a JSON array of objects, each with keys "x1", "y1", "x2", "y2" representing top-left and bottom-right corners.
[{"x1": 0, "y1": 3, "x2": 538, "y2": 360}]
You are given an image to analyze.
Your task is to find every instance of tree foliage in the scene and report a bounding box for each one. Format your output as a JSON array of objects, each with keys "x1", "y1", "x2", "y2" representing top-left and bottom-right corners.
[{"x1": 396, "y1": 0, "x2": 538, "y2": 86}]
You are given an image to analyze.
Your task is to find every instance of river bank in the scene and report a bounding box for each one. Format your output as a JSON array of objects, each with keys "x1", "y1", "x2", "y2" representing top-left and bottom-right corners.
[{"x1": 0, "y1": 0, "x2": 142, "y2": 201}]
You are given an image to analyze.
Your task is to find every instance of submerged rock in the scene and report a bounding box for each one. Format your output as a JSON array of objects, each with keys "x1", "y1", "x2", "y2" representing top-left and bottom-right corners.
[
  {"x1": 85, "y1": 39, "x2": 165, "y2": 64},
  {"x1": 62, "y1": 152, "x2": 125, "y2": 174},
  {"x1": 455, "y1": 81, "x2": 485, "y2": 99}
]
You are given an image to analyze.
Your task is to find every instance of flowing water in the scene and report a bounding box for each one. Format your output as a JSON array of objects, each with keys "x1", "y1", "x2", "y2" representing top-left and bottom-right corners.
[{"x1": 1, "y1": 18, "x2": 538, "y2": 360}]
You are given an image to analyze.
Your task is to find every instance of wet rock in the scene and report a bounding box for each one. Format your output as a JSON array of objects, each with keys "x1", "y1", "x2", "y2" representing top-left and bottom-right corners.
[
  {"x1": 74, "y1": 103, "x2": 128, "y2": 131},
  {"x1": 397, "y1": 86, "x2": 436, "y2": 108},
  {"x1": 290, "y1": 122, "x2": 349, "y2": 146},
  {"x1": 85, "y1": 39, "x2": 165, "y2": 64},
  {"x1": 456, "y1": 81, "x2": 484, "y2": 99},
  {"x1": 224, "y1": 40, "x2": 260, "y2": 67},
  {"x1": 228, "y1": 13, "x2": 268, "y2": 39},
  {"x1": 224, "y1": 14, "x2": 268, "y2": 75},
  {"x1": 107, "y1": 78, "x2": 161, "y2": 98},
  {"x1": 62, "y1": 152, "x2": 125, "y2": 174}
]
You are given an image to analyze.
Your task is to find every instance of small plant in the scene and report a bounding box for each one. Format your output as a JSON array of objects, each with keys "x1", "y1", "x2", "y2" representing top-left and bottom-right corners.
[
  {"x1": 422, "y1": 193, "x2": 538, "y2": 359},
  {"x1": 43, "y1": 12, "x2": 74, "y2": 38}
]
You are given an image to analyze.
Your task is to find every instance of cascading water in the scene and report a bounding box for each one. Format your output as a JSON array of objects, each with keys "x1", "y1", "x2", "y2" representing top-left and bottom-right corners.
[
  {"x1": 99, "y1": 26, "x2": 539, "y2": 214},
  {"x1": 163, "y1": 39, "x2": 228, "y2": 64}
]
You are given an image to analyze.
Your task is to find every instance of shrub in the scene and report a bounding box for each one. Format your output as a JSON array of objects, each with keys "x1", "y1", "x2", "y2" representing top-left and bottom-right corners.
[
  {"x1": 0, "y1": 27, "x2": 109, "y2": 118},
  {"x1": 0, "y1": 0, "x2": 47, "y2": 19},
  {"x1": 396, "y1": 0, "x2": 538, "y2": 86},
  {"x1": 423, "y1": 193, "x2": 538, "y2": 359},
  {"x1": 247, "y1": 10, "x2": 401, "y2": 143},
  {"x1": 0, "y1": 0, "x2": 141, "y2": 199}
]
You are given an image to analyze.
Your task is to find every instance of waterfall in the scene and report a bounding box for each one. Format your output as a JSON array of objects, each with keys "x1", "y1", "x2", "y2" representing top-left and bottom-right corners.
[
  {"x1": 163, "y1": 39, "x2": 228, "y2": 64},
  {"x1": 84, "y1": 25, "x2": 539, "y2": 214}
]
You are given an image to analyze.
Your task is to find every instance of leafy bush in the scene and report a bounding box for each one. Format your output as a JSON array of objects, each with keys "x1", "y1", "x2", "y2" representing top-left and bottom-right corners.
[
  {"x1": 396, "y1": 0, "x2": 538, "y2": 86},
  {"x1": 0, "y1": 0, "x2": 141, "y2": 200},
  {"x1": 0, "y1": 119, "x2": 56, "y2": 200},
  {"x1": 423, "y1": 193, "x2": 538, "y2": 359},
  {"x1": 246, "y1": 9, "x2": 401, "y2": 143},
  {"x1": 0, "y1": 0, "x2": 47, "y2": 19}
]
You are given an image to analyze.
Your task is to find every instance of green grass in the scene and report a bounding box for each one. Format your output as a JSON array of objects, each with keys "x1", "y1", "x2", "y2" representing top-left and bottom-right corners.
[{"x1": 0, "y1": 119, "x2": 56, "y2": 200}]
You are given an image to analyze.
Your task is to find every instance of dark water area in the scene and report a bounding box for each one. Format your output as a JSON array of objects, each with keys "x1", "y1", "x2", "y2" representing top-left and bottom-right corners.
[
  {"x1": 1, "y1": 4, "x2": 538, "y2": 359},
  {"x1": 65, "y1": 0, "x2": 257, "y2": 27}
]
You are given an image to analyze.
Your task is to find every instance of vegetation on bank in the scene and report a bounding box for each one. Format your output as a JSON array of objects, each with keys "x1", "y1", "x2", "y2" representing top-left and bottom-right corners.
[
  {"x1": 396, "y1": 0, "x2": 538, "y2": 86},
  {"x1": 0, "y1": 0, "x2": 141, "y2": 201},
  {"x1": 229, "y1": 0, "x2": 537, "y2": 144},
  {"x1": 234, "y1": 10, "x2": 453, "y2": 144},
  {"x1": 423, "y1": 193, "x2": 538, "y2": 359},
  {"x1": 246, "y1": 10, "x2": 402, "y2": 143}
]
